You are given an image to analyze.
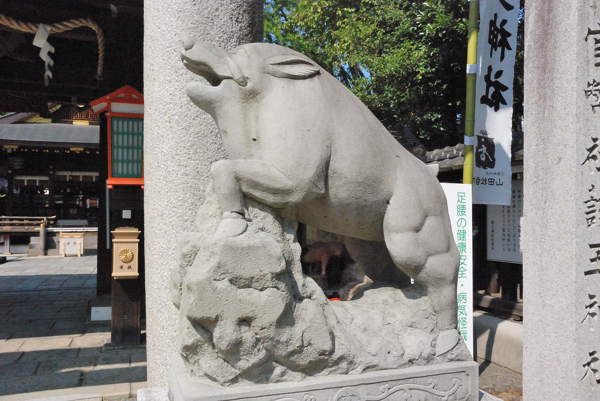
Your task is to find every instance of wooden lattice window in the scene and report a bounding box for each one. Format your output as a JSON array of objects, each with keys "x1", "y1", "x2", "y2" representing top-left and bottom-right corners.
[{"x1": 111, "y1": 117, "x2": 143, "y2": 179}]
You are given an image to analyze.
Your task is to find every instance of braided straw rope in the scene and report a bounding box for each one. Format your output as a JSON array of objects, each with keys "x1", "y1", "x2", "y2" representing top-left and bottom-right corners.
[{"x1": 0, "y1": 13, "x2": 105, "y2": 80}]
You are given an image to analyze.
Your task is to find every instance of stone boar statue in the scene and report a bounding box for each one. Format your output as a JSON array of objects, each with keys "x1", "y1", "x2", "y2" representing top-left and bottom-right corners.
[{"x1": 181, "y1": 39, "x2": 460, "y2": 355}]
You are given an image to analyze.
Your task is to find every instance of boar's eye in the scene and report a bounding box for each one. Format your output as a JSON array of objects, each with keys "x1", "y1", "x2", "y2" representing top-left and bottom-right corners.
[{"x1": 265, "y1": 56, "x2": 320, "y2": 80}]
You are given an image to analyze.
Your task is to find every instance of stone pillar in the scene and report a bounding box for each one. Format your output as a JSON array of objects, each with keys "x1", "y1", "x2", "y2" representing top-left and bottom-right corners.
[
  {"x1": 523, "y1": 1, "x2": 600, "y2": 399},
  {"x1": 143, "y1": 0, "x2": 263, "y2": 386}
]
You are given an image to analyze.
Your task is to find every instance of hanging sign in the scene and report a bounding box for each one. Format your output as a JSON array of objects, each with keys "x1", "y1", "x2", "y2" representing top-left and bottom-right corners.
[
  {"x1": 473, "y1": 0, "x2": 519, "y2": 205},
  {"x1": 442, "y1": 183, "x2": 474, "y2": 357}
]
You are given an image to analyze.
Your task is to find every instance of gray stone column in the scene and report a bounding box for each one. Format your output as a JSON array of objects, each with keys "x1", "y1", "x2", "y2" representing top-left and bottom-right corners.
[
  {"x1": 144, "y1": 0, "x2": 263, "y2": 386},
  {"x1": 523, "y1": 1, "x2": 600, "y2": 399}
]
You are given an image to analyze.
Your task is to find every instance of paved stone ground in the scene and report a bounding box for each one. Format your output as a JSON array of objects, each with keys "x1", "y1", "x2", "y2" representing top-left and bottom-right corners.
[
  {"x1": 0, "y1": 254, "x2": 521, "y2": 400},
  {"x1": 0, "y1": 255, "x2": 146, "y2": 399},
  {"x1": 478, "y1": 358, "x2": 523, "y2": 401}
]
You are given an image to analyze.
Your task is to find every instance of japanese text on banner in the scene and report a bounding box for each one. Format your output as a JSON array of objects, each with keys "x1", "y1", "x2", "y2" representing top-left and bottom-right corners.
[
  {"x1": 442, "y1": 183, "x2": 474, "y2": 357},
  {"x1": 473, "y1": 0, "x2": 519, "y2": 205}
]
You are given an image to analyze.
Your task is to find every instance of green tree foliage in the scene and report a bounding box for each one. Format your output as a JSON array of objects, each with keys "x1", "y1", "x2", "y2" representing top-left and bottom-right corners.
[
  {"x1": 512, "y1": 2, "x2": 524, "y2": 134},
  {"x1": 265, "y1": 0, "x2": 469, "y2": 148}
]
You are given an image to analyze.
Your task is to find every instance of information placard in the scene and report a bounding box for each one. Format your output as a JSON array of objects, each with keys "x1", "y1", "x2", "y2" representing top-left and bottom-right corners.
[
  {"x1": 442, "y1": 183, "x2": 474, "y2": 357},
  {"x1": 487, "y1": 180, "x2": 523, "y2": 264}
]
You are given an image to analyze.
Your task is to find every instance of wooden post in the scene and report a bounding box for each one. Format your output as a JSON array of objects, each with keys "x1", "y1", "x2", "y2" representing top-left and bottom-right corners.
[
  {"x1": 111, "y1": 276, "x2": 142, "y2": 345},
  {"x1": 108, "y1": 187, "x2": 144, "y2": 346},
  {"x1": 39, "y1": 221, "x2": 46, "y2": 256}
]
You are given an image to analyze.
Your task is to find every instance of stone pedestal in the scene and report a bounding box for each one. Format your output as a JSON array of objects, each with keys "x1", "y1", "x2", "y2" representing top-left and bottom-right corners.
[
  {"x1": 143, "y1": 0, "x2": 263, "y2": 386},
  {"x1": 523, "y1": 1, "x2": 600, "y2": 399},
  {"x1": 168, "y1": 354, "x2": 479, "y2": 401}
]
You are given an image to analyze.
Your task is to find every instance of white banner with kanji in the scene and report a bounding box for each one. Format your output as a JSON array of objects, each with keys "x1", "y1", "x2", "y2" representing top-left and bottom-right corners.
[
  {"x1": 473, "y1": 0, "x2": 519, "y2": 205},
  {"x1": 442, "y1": 183, "x2": 473, "y2": 357}
]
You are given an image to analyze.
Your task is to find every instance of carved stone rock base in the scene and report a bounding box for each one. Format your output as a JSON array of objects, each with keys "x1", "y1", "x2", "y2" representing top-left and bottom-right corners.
[{"x1": 168, "y1": 353, "x2": 479, "y2": 401}]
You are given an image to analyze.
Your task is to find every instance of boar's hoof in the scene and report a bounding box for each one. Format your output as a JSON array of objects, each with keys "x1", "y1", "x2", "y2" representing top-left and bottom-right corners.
[
  {"x1": 215, "y1": 212, "x2": 248, "y2": 239},
  {"x1": 435, "y1": 329, "x2": 460, "y2": 356}
]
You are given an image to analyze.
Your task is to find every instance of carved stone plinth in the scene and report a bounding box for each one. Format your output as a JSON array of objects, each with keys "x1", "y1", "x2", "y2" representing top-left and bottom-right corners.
[{"x1": 168, "y1": 354, "x2": 479, "y2": 401}]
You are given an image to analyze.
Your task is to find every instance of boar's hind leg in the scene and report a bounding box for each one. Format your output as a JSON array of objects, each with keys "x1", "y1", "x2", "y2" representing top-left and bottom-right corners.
[
  {"x1": 210, "y1": 159, "x2": 308, "y2": 238},
  {"x1": 383, "y1": 193, "x2": 460, "y2": 356}
]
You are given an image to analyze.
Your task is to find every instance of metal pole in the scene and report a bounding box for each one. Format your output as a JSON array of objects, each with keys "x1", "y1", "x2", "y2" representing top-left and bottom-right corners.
[
  {"x1": 463, "y1": 0, "x2": 479, "y2": 184},
  {"x1": 106, "y1": 184, "x2": 110, "y2": 249},
  {"x1": 40, "y1": 221, "x2": 46, "y2": 255}
]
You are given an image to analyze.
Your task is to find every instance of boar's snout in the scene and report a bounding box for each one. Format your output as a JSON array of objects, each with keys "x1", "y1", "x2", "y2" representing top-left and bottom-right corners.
[
  {"x1": 182, "y1": 36, "x2": 195, "y2": 52},
  {"x1": 181, "y1": 38, "x2": 247, "y2": 88}
]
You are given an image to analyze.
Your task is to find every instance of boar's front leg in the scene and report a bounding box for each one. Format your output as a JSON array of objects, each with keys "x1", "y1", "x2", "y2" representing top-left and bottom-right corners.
[{"x1": 210, "y1": 159, "x2": 309, "y2": 238}]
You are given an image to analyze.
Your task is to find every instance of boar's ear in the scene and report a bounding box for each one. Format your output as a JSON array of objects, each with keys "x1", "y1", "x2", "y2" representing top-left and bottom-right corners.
[{"x1": 265, "y1": 55, "x2": 320, "y2": 79}]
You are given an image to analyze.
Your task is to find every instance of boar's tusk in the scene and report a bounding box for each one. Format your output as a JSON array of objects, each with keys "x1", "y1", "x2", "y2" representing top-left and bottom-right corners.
[{"x1": 226, "y1": 56, "x2": 247, "y2": 87}]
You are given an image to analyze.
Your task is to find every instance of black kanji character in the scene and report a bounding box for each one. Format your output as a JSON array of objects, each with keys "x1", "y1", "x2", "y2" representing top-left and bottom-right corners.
[
  {"x1": 488, "y1": 13, "x2": 512, "y2": 62},
  {"x1": 582, "y1": 137, "x2": 600, "y2": 168},
  {"x1": 499, "y1": 0, "x2": 514, "y2": 11},
  {"x1": 480, "y1": 65, "x2": 508, "y2": 112},
  {"x1": 581, "y1": 351, "x2": 600, "y2": 389},
  {"x1": 475, "y1": 134, "x2": 497, "y2": 170},
  {"x1": 586, "y1": 25, "x2": 600, "y2": 42},
  {"x1": 585, "y1": 80, "x2": 600, "y2": 112},
  {"x1": 586, "y1": 25, "x2": 600, "y2": 67}
]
